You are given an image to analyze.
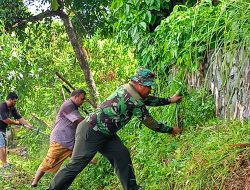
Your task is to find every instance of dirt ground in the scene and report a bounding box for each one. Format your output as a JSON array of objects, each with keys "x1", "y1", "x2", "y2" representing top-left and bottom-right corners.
[{"x1": 223, "y1": 150, "x2": 250, "y2": 190}]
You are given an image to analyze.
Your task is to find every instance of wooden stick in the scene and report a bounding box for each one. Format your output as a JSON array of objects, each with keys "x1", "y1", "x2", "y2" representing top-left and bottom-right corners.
[
  {"x1": 55, "y1": 72, "x2": 97, "y2": 108},
  {"x1": 55, "y1": 71, "x2": 75, "y2": 90},
  {"x1": 30, "y1": 113, "x2": 49, "y2": 127},
  {"x1": 61, "y1": 87, "x2": 66, "y2": 101},
  {"x1": 229, "y1": 143, "x2": 250, "y2": 149}
]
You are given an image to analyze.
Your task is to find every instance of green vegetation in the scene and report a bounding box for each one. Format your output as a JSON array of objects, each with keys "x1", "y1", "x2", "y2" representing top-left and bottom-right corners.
[
  {"x1": 0, "y1": 0, "x2": 249, "y2": 189},
  {"x1": 111, "y1": 0, "x2": 250, "y2": 104},
  {"x1": 1, "y1": 119, "x2": 249, "y2": 189}
]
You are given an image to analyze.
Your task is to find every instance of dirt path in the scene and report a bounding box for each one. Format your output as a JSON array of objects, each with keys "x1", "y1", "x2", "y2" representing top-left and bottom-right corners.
[{"x1": 223, "y1": 151, "x2": 250, "y2": 190}]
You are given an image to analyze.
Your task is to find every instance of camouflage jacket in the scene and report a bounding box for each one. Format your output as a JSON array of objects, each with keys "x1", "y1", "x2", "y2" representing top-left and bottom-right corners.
[{"x1": 86, "y1": 82, "x2": 173, "y2": 135}]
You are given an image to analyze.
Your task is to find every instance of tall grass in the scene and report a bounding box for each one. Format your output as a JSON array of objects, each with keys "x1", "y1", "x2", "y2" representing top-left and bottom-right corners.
[{"x1": 5, "y1": 119, "x2": 248, "y2": 190}]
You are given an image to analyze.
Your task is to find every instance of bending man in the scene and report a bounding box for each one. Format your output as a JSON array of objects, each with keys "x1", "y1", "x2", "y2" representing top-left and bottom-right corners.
[
  {"x1": 32, "y1": 89, "x2": 95, "y2": 187},
  {"x1": 48, "y1": 68, "x2": 182, "y2": 190}
]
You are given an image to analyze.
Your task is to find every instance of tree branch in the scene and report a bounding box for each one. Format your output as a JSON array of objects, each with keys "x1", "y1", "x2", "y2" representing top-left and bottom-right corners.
[
  {"x1": 11, "y1": 10, "x2": 59, "y2": 29},
  {"x1": 55, "y1": 71, "x2": 76, "y2": 91},
  {"x1": 30, "y1": 113, "x2": 49, "y2": 127},
  {"x1": 57, "y1": 9, "x2": 98, "y2": 107},
  {"x1": 56, "y1": 72, "x2": 97, "y2": 108}
]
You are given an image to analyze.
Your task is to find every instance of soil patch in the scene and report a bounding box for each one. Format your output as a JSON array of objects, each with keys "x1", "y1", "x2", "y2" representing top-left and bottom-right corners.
[{"x1": 223, "y1": 150, "x2": 250, "y2": 190}]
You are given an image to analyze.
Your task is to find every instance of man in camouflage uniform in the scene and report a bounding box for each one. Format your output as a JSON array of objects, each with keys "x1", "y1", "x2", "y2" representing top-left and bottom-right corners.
[{"x1": 48, "y1": 68, "x2": 182, "y2": 190}]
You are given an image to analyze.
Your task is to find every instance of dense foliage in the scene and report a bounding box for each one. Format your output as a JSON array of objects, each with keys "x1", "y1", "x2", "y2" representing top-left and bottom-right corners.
[
  {"x1": 111, "y1": 0, "x2": 249, "y2": 86},
  {"x1": 0, "y1": 21, "x2": 137, "y2": 119},
  {"x1": 0, "y1": 0, "x2": 249, "y2": 189}
]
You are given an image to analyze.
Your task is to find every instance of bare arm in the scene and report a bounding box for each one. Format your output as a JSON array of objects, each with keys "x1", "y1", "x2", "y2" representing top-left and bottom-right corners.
[
  {"x1": 18, "y1": 118, "x2": 33, "y2": 130},
  {"x1": 2, "y1": 118, "x2": 20, "y2": 125}
]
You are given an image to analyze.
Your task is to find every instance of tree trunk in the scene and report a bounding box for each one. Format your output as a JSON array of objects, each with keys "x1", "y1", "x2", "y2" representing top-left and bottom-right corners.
[
  {"x1": 8, "y1": 2, "x2": 98, "y2": 107},
  {"x1": 57, "y1": 10, "x2": 98, "y2": 107}
]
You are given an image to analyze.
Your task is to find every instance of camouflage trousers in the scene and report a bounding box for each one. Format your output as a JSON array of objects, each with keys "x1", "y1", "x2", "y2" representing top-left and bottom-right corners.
[{"x1": 48, "y1": 120, "x2": 140, "y2": 190}]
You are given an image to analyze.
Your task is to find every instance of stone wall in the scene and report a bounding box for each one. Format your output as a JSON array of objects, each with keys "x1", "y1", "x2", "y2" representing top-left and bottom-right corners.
[
  {"x1": 173, "y1": 47, "x2": 250, "y2": 120},
  {"x1": 208, "y1": 48, "x2": 250, "y2": 119}
]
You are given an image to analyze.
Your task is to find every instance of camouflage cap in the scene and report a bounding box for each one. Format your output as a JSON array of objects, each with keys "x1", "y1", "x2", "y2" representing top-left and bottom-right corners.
[{"x1": 130, "y1": 67, "x2": 156, "y2": 86}]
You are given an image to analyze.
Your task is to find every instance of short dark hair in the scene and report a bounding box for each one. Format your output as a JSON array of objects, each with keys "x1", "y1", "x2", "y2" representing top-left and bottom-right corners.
[
  {"x1": 70, "y1": 89, "x2": 86, "y2": 97},
  {"x1": 6, "y1": 92, "x2": 18, "y2": 100}
]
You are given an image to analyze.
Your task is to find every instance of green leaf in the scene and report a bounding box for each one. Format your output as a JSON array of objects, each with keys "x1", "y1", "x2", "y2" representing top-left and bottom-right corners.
[
  {"x1": 125, "y1": 4, "x2": 130, "y2": 15},
  {"x1": 145, "y1": 0, "x2": 152, "y2": 6},
  {"x1": 149, "y1": 0, "x2": 161, "y2": 10},
  {"x1": 155, "y1": 0, "x2": 161, "y2": 10},
  {"x1": 146, "y1": 11, "x2": 152, "y2": 23},
  {"x1": 133, "y1": 33, "x2": 140, "y2": 44},
  {"x1": 154, "y1": 25, "x2": 161, "y2": 32},
  {"x1": 140, "y1": 22, "x2": 147, "y2": 31},
  {"x1": 51, "y1": 0, "x2": 59, "y2": 11},
  {"x1": 131, "y1": 0, "x2": 140, "y2": 6},
  {"x1": 131, "y1": 25, "x2": 138, "y2": 37}
]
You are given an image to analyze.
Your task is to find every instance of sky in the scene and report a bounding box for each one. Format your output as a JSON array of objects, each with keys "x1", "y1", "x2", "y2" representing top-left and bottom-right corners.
[{"x1": 23, "y1": 0, "x2": 50, "y2": 14}]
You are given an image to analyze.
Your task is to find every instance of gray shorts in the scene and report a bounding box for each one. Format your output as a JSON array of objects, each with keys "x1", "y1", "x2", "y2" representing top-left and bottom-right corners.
[{"x1": 0, "y1": 132, "x2": 6, "y2": 148}]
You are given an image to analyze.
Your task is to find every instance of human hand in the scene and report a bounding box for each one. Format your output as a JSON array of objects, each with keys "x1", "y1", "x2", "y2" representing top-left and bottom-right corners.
[
  {"x1": 171, "y1": 127, "x2": 182, "y2": 136},
  {"x1": 16, "y1": 120, "x2": 22, "y2": 125},
  {"x1": 170, "y1": 94, "x2": 182, "y2": 103}
]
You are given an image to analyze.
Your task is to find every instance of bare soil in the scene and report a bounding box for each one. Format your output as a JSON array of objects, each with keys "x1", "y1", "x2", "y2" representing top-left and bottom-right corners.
[{"x1": 223, "y1": 151, "x2": 250, "y2": 190}]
